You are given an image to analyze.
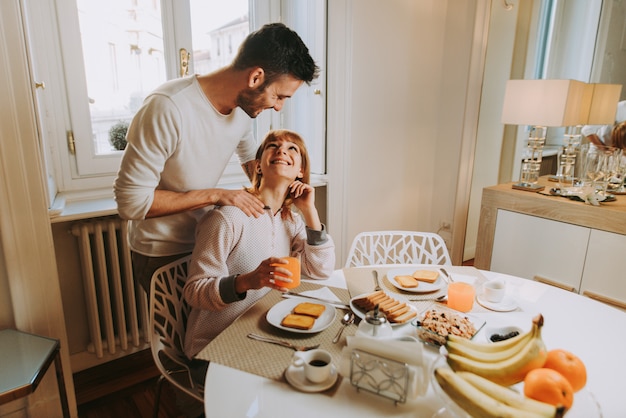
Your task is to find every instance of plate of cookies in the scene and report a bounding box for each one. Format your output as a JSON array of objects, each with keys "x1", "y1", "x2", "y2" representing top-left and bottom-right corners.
[
  {"x1": 266, "y1": 299, "x2": 336, "y2": 334},
  {"x1": 350, "y1": 290, "x2": 418, "y2": 326},
  {"x1": 386, "y1": 267, "x2": 445, "y2": 293}
]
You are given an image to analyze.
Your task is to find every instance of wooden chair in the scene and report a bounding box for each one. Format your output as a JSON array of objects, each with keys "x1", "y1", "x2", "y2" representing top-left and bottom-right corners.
[
  {"x1": 149, "y1": 255, "x2": 203, "y2": 417},
  {"x1": 344, "y1": 231, "x2": 452, "y2": 268}
]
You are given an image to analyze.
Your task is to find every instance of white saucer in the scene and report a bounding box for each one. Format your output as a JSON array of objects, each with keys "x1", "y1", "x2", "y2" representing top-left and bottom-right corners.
[
  {"x1": 284, "y1": 363, "x2": 338, "y2": 392},
  {"x1": 476, "y1": 294, "x2": 517, "y2": 312}
]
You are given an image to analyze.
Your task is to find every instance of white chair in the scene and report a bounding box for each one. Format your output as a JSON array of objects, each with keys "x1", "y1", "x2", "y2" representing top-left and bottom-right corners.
[
  {"x1": 149, "y1": 255, "x2": 203, "y2": 417},
  {"x1": 344, "y1": 231, "x2": 452, "y2": 268}
]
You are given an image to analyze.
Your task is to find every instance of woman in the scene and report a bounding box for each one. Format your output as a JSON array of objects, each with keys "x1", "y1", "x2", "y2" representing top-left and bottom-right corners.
[
  {"x1": 610, "y1": 120, "x2": 626, "y2": 150},
  {"x1": 183, "y1": 129, "x2": 335, "y2": 359}
]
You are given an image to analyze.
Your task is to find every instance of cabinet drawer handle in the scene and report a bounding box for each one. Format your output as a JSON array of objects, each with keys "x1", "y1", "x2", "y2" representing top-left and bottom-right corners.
[
  {"x1": 582, "y1": 290, "x2": 626, "y2": 311},
  {"x1": 533, "y1": 275, "x2": 577, "y2": 293}
]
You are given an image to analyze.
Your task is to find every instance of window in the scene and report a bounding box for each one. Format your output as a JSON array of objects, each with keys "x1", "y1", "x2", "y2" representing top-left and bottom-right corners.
[
  {"x1": 24, "y1": 0, "x2": 326, "y2": 205},
  {"x1": 533, "y1": 0, "x2": 556, "y2": 79}
]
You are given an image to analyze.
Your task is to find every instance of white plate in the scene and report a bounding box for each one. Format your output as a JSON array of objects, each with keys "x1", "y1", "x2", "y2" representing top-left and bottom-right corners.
[
  {"x1": 284, "y1": 363, "x2": 338, "y2": 392},
  {"x1": 476, "y1": 294, "x2": 518, "y2": 312},
  {"x1": 349, "y1": 293, "x2": 418, "y2": 326},
  {"x1": 266, "y1": 299, "x2": 336, "y2": 334},
  {"x1": 386, "y1": 267, "x2": 445, "y2": 293}
]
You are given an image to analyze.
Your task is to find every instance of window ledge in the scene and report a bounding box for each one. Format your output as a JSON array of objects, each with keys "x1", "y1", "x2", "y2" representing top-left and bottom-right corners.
[
  {"x1": 50, "y1": 195, "x2": 118, "y2": 223},
  {"x1": 49, "y1": 174, "x2": 329, "y2": 224}
]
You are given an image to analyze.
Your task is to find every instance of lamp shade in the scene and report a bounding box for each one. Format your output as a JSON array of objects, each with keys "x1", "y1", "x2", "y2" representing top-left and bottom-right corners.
[
  {"x1": 501, "y1": 79, "x2": 588, "y2": 127},
  {"x1": 582, "y1": 83, "x2": 622, "y2": 125}
]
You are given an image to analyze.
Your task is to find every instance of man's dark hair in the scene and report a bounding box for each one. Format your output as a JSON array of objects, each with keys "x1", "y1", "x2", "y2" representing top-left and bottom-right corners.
[{"x1": 232, "y1": 23, "x2": 319, "y2": 86}]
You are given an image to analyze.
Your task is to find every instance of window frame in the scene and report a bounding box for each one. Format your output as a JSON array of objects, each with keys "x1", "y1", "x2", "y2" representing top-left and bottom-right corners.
[{"x1": 24, "y1": 0, "x2": 326, "y2": 210}]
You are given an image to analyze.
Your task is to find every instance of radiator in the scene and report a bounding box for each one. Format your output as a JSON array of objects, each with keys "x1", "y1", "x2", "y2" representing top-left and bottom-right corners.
[{"x1": 71, "y1": 217, "x2": 149, "y2": 358}]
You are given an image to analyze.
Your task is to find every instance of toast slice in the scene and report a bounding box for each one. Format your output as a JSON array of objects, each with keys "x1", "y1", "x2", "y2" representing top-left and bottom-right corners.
[
  {"x1": 389, "y1": 309, "x2": 417, "y2": 323},
  {"x1": 281, "y1": 313, "x2": 316, "y2": 330},
  {"x1": 412, "y1": 269, "x2": 439, "y2": 283},
  {"x1": 292, "y1": 302, "x2": 326, "y2": 318},
  {"x1": 396, "y1": 275, "x2": 419, "y2": 288},
  {"x1": 352, "y1": 292, "x2": 415, "y2": 324}
]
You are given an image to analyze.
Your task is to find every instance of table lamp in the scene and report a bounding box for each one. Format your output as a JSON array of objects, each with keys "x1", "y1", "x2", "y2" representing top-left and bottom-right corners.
[
  {"x1": 556, "y1": 83, "x2": 622, "y2": 186},
  {"x1": 501, "y1": 79, "x2": 589, "y2": 191},
  {"x1": 583, "y1": 83, "x2": 623, "y2": 125}
]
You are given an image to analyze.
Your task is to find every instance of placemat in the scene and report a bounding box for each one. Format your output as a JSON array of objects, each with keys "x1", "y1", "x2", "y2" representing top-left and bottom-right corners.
[
  {"x1": 195, "y1": 281, "x2": 354, "y2": 384},
  {"x1": 343, "y1": 265, "x2": 493, "y2": 314}
]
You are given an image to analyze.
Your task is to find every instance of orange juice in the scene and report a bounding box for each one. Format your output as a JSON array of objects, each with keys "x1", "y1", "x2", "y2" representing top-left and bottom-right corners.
[
  {"x1": 447, "y1": 282, "x2": 475, "y2": 312},
  {"x1": 271, "y1": 256, "x2": 301, "y2": 289}
]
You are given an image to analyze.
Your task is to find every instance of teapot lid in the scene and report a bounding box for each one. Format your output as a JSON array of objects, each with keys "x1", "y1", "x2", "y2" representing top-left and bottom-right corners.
[{"x1": 365, "y1": 304, "x2": 389, "y2": 326}]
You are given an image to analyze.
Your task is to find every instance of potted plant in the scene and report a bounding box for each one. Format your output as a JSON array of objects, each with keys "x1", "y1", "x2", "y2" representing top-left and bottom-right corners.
[{"x1": 109, "y1": 121, "x2": 129, "y2": 151}]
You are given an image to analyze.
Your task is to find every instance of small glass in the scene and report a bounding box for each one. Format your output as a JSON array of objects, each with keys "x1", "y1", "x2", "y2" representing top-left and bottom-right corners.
[
  {"x1": 609, "y1": 152, "x2": 626, "y2": 193},
  {"x1": 271, "y1": 256, "x2": 301, "y2": 289},
  {"x1": 447, "y1": 282, "x2": 475, "y2": 312}
]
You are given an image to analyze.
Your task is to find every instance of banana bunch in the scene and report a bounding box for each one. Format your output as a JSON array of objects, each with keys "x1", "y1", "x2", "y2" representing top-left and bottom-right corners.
[
  {"x1": 434, "y1": 367, "x2": 565, "y2": 418},
  {"x1": 445, "y1": 314, "x2": 548, "y2": 386}
]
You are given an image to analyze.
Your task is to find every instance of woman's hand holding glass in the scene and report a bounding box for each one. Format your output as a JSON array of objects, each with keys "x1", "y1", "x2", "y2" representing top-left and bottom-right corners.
[{"x1": 236, "y1": 256, "x2": 300, "y2": 293}]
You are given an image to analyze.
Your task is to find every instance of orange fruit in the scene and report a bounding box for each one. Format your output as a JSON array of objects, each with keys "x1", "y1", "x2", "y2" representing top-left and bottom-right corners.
[
  {"x1": 543, "y1": 349, "x2": 587, "y2": 392},
  {"x1": 524, "y1": 368, "x2": 574, "y2": 409}
]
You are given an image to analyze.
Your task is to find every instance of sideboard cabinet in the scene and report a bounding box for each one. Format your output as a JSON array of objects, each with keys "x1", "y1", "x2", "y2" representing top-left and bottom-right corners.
[{"x1": 475, "y1": 178, "x2": 626, "y2": 310}]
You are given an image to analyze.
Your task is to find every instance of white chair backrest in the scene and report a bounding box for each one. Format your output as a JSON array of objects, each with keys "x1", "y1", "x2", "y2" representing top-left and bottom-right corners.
[
  {"x1": 344, "y1": 231, "x2": 451, "y2": 268},
  {"x1": 149, "y1": 255, "x2": 203, "y2": 400}
]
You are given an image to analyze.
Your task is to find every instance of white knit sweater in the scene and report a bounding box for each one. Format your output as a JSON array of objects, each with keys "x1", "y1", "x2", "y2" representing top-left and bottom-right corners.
[
  {"x1": 114, "y1": 75, "x2": 257, "y2": 256},
  {"x1": 183, "y1": 205, "x2": 335, "y2": 359}
]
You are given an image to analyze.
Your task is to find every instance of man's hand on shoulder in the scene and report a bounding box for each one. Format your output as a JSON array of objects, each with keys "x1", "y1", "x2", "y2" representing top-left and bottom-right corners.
[
  {"x1": 215, "y1": 189, "x2": 265, "y2": 217},
  {"x1": 147, "y1": 188, "x2": 264, "y2": 218}
]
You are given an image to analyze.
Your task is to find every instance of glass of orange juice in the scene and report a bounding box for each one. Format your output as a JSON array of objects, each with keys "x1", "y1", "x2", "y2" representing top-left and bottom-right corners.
[
  {"x1": 447, "y1": 282, "x2": 475, "y2": 312},
  {"x1": 271, "y1": 256, "x2": 301, "y2": 289}
]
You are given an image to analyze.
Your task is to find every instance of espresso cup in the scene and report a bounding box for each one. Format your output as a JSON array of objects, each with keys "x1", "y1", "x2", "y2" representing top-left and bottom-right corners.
[
  {"x1": 483, "y1": 280, "x2": 506, "y2": 303},
  {"x1": 271, "y1": 256, "x2": 301, "y2": 289},
  {"x1": 292, "y1": 349, "x2": 332, "y2": 383}
]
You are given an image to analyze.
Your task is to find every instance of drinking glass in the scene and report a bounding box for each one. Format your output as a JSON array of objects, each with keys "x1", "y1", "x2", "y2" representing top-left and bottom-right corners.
[
  {"x1": 608, "y1": 150, "x2": 626, "y2": 194},
  {"x1": 582, "y1": 146, "x2": 607, "y2": 193},
  {"x1": 598, "y1": 147, "x2": 619, "y2": 196},
  {"x1": 573, "y1": 143, "x2": 590, "y2": 187},
  {"x1": 271, "y1": 256, "x2": 301, "y2": 289}
]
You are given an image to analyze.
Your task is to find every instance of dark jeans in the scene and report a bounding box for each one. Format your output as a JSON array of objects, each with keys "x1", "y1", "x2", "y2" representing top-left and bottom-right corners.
[{"x1": 131, "y1": 251, "x2": 192, "y2": 295}]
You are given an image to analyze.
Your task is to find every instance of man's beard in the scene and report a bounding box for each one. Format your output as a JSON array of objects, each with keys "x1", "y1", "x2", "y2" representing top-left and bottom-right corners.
[{"x1": 236, "y1": 87, "x2": 267, "y2": 118}]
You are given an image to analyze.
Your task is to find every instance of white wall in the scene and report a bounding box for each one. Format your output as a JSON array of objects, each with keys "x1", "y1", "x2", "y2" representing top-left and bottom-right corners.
[
  {"x1": 464, "y1": 1, "x2": 520, "y2": 261},
  {"x1": 327, "y1": 0, "x2": 484, "y2": 265}
]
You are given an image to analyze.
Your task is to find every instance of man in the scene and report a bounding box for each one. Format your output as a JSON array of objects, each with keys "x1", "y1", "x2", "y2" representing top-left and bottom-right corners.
[
  {"x1": 114, "y1": 23, "x2": 319, "y2": 293},
  {"x1": 582, "y1": 100, "x2": 626, "y2": 147}
]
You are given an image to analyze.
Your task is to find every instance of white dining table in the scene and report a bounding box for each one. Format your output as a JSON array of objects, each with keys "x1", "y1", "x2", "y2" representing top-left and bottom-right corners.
[{"x1": 203, "y1": 267, "x2": 626, "y2": 418}]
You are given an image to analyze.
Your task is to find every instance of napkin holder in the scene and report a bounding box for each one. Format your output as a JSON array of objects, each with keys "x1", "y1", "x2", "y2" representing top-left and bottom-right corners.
[{"x1": 349, "y1": 349, "x2": 410, "y2": 404}]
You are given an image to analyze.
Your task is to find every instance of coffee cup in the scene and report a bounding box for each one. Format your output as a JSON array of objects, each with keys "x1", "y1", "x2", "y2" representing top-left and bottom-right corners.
[
  {"x1": 292, "y1": 349, "x2": 332, "y2": 383},
  {"x1": 482, "y1": 280, "x2": 506, "y2": 303},
  {"x1": 271, "y1": 256, "x2": 301, "y2": 289}
]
